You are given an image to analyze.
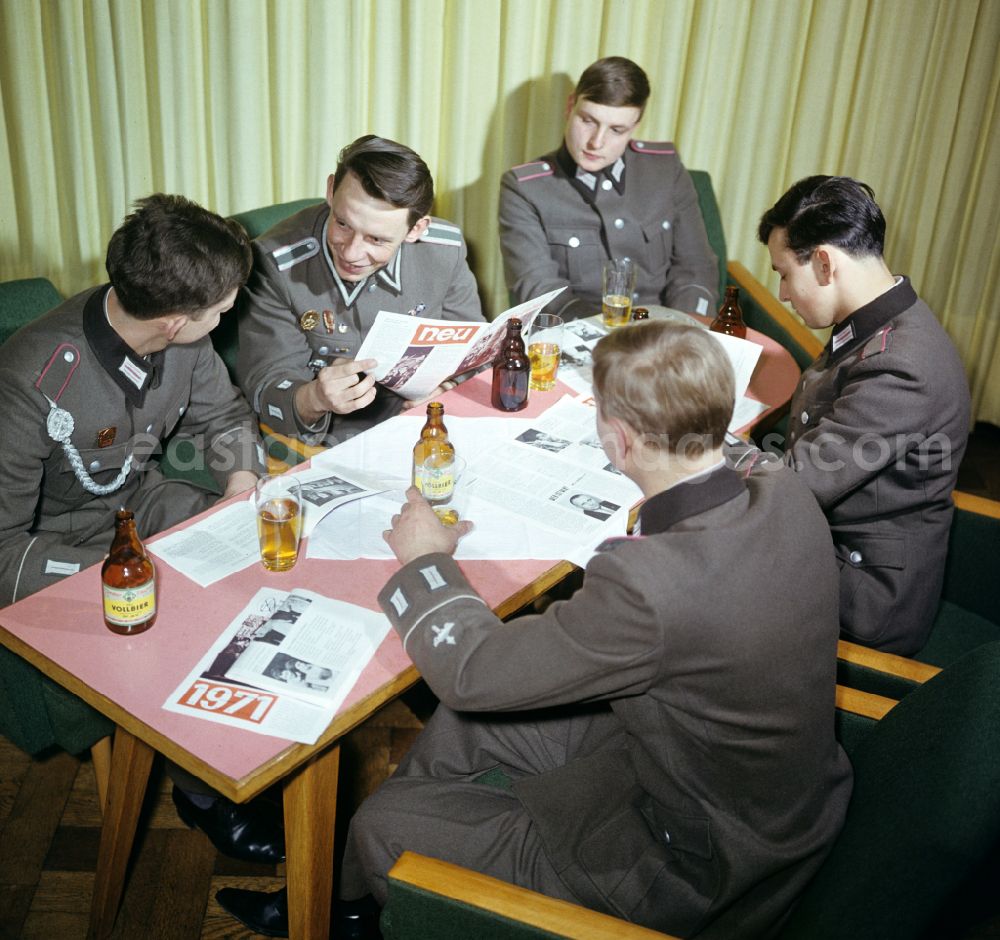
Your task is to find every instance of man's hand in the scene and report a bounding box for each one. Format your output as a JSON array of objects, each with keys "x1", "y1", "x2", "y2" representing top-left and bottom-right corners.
[
  {"x1": 383, "y1": 486, "x2": 473, "y2": 565},
  {"x1": 401, "y1": 379, "x2": 457, "y2": 411},
  {"x1": 218, "y1": 470, "x2": 259, "y2": 503},
  {"x1": 294, "y1": 358, "x2": 378, "y2": 425}
]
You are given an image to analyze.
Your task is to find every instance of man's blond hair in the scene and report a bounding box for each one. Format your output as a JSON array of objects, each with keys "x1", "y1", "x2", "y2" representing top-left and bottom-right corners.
[{"x1": 592, "y1": 322, "x2": 734, "y2": 456}]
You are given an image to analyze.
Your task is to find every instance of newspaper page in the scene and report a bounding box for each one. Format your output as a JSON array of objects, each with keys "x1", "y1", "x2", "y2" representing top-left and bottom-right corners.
[
  {"x1": 557, "y1": 312, "x2": 766, "y2": 432},
  {"x1": 464, "y1": 396, "x2": 642, "y2": 537},
  {"x1": 163, "y1": 587, "x2": 391, "y2": 744},
  {"x1": 355, "y1": 288, "x2": 564, "y2": 400},
  {"x1": 149, "y1": 463, "x2": 388, "y2": 586}
]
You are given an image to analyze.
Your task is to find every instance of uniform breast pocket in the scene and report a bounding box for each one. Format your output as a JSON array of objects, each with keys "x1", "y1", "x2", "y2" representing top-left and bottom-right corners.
[
  {"x1": 641, "y1": 218, "x2": 673, "y2": 272},
  {"x1": 547, "y1": 227, "x2": 603, "y2": 291},
  {"x1": 46, "y1": 440, "x2": 133, "y2": 502}
]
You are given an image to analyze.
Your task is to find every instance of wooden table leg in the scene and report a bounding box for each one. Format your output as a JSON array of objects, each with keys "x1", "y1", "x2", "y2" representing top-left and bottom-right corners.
[
  {"x1": 283, "y1": 743, "x2": 341, "y2": 940},
  {"x1": 87, "y1": 727, "x2": 155, "y2": 939}
]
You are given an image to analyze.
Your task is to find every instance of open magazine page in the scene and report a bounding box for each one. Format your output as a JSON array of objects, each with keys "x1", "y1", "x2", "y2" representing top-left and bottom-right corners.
[
  {"x1": 162, "y1": 587, "x2": 391, "y2": 744},
  {"x1": 557, "y1": 312, "x2": 766, "y2": 432},
  {"x1": 148, "y1": 464, "x2": 388, "y2": 586},
  {"x1": 224, "y1": 588, "x2": 390, "y2": 706},
  {"x1": 355, "y1": 287, "x2": 564, "y2": 400}
]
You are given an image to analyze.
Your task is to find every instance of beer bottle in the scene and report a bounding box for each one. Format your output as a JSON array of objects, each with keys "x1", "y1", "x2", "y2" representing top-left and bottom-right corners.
[
  {"x1": 102, "y1": 510, "x2": 157, "y2": 635},
  {"x1": 491, "y1": 317, "x2": 530, "y2": 412},
  {"x1": 709, "y1": 286, "x2": 747, "y2": 339},
  {"x1": 412, "y1": 401, "x2": 456, "y2": 502}
]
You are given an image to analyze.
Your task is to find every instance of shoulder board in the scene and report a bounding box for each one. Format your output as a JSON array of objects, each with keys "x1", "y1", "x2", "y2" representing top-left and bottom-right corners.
[
  {"x1": 630, "y1": 140, "x2": 676, "y2": 156},
  {"x1": 271, "y1": 236, "x2": 320, "y2": 272},
  {"x1": 860, "y1": 325, "x2": 894, "y2": 360},
  {"x1": 34, "y1": 342, "x2": 81, "y2": 403},
  {"x1": 595, "y1": 534, "x2": 644, "y2": 554},
  {"x1": 419, "y1": 218, "x2": 463, "y2": 247},
  {"x1": 510, "y1": 160, "x2": 555, "y2": 183}
]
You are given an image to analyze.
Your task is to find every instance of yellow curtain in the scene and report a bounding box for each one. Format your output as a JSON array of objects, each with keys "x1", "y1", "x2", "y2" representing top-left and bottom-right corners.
[{"x1": 1, "y1": 0, "x2": 998, "y2": 420}]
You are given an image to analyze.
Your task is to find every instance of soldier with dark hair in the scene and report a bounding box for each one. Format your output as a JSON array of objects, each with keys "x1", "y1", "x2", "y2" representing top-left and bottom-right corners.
[{"x1": 237, "y1": 135, "x2": 484, "y2": 446}]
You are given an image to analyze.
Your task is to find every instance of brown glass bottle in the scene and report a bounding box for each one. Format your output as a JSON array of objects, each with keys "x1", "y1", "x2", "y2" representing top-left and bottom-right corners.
[
  {"x1": 709, "y1": 286, "x2": 747, "y2": 339},
  {"x1": 631, "y1": 307, "x2": 649, "y2": 321},
  {"x1": 101, "y1": 510, "x2": 157, "y2": 635},
  {"x1": 491, "y1": 317, "x2": 530, "y2": 412},
  {"x1": 412, "y1": 401, "x2": 456, "y2": 491}
]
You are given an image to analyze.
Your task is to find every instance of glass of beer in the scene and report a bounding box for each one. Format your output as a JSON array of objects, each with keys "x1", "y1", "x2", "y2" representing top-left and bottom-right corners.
[
  {"x1": 602, "y1": 257, "x2": 636, "y2": 329},
  {"x1": 527, "y1": 313, "x2": 564, "y2": 391},
  {"x1": 255, "y1": 475, "x2": 304, "y2": 572}
]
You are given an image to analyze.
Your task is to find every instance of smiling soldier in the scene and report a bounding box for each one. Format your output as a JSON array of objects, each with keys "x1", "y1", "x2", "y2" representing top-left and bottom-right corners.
[{"x1": 237, "y1": 135, "x2": 485, "y2": 446}]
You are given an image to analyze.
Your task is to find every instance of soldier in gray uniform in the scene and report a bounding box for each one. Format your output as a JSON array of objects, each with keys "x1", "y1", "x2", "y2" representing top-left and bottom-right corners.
[
  {"x1": 0, "y1": 195, "x2": 288, "y2": 868},
  {"x1": 216, "y1": 324, "x2": 851, "y2": 938},
  {"x1": 499, "y1": 57, "x2": 719, "y2": 321},
  {"x1": 237, "y1": 135, "x2": 485, "y2": 446},
  {"x1": 759, "y1": 176, "x2": 971, "y2": 655},
  {"x1": 0, "y1": 194, "x2": 265, "y2": 606}
]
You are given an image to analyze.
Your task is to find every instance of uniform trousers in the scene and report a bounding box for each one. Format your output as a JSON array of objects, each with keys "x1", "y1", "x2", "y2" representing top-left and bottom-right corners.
[{"x1": 340, "y1": 701, "x2": 621, "y2": 905}]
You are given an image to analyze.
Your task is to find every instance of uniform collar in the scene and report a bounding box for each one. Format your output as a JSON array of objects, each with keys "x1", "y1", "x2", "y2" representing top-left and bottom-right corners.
[
  {"x1": 636, "y1": 463, "x2": 744, "y2": 535},
  {"x1": 82, "y1": 285, "x2": 163, "y2": 407},
  {"x1": 322, "y1": 211, "x2": 405, "y2": 308},
  {"x1": 556, "y1": 144, "x2": 627, "y2": 202},
  {"x1": 826, "y1": 276, "x2": 915, "y2": 362}
]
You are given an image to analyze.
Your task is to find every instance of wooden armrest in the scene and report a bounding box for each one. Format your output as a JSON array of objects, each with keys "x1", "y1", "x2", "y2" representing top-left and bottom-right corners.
[
  {"x1": 259, "y1": 423, "x2": 328, "y2": 473},
  {"x1": 837, "y1": 640, "x2": 941, "y2": 685},
  {"x1": 953, "y1": 490, "x2": 1000, "y2": 520},
  {"x1": 388, "y1": 851, "x2": 675, "y2": 939},
  {"x1": 835, "y1": 683, "x2": 898, "y2": 720},
  {"x1": 727, "y1": 260, "x2": 824, "y2": 360}
]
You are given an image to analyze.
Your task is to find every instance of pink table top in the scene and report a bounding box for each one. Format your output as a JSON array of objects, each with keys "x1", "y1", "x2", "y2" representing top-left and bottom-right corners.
[{"x1": 0, "y1": 348, "x2": 798, "y2": 790}]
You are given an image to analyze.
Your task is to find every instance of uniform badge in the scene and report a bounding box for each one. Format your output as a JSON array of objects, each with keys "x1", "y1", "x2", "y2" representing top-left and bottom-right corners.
[
  {"x1": 322, "y1": 310, "x2": 335, "y2": 333},
  {"x1": 407, "y1": 303, "x2": 427, "y2": 317},
  {"x1": 96, "y1": 427, "x2": 117, "y2": 448},
  {"x1": 299, "y1": 310, "x2": 320, "y2": 331}
]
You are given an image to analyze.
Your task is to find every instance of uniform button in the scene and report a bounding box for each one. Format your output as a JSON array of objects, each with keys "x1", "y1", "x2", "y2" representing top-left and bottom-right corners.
[
  {"x1": 568, "y1": 236, "x2": 580, "y2": 248},
  {"x1": 178, "y1": 406, "x2": 185, "y2": 415},
  {"x1": 661, "y1": 220, "x2": 671, "y2": 231},
  {"x1": 64, "y1": 350, "x2": 75, "y2": 363},
  {"x1": 89, "y1": 460, "x2": 101, "y2": 471},
  {"x1": 601, "y1": 179, "x2": 613, "y2": 191},
  {"x1": 318, "y1": 345, "x2": 329, "y2": 355},
  {"x1": 146, "y1": 424, "x2": 153, "y2": 433},
  {"x1": 849, "y1": 551, "x2": 863, "y2": 565},
  {"x1": 635, "y1": 141, "x2": 645, "y2": 149},
  {"x1": 614, "y1": 218, "x2": 624, "y2": 229},
  {"x1": 368, "y1": 283, "x2": 377, "y2": 292},
  {"x1": 801, "y1": 410, "x2": 809, "y2": 424},
  {"x1": 541, "y1": 162, "x2": 550, "y2": 171},
  {"x1": 337, "y1": 322, "x2": 348, "y2": 333}
]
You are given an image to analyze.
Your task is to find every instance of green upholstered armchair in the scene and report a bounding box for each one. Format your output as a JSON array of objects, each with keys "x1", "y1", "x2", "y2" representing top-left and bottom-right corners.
[
  {"x1": 380, "y1": 642, "x2": 1000, "y2": 939},
  {"x1": 0, "y1": 277, "x2": 114, "y2": 772}
]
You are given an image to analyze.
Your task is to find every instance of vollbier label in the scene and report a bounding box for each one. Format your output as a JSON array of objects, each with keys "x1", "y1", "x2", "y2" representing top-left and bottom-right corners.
[{"x1": 103, "y1": 580, "x2": 156, "y2": 626}]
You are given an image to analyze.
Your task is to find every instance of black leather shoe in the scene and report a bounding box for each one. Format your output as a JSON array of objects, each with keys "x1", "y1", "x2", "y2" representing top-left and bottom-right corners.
[
  {"x1": 171, "y1": 786, "x2": 285, "y2": 864},
  {"x1": 215, "y1": 886, "x2": 381, "y2": 939},
  {"x1": 216, "y1": 886, "x2": 288, "y2": 937}
]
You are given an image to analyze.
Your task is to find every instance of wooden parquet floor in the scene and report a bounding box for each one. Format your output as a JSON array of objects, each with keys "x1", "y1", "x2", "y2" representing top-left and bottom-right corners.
[{"x1": 0, "y1": 686, "x2": 436, "y2": 939}]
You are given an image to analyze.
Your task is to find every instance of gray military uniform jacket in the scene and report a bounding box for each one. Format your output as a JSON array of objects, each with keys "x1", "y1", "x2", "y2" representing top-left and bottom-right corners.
[
  {"x1": 0, "y1": 286, "x2": 265, "y2": 606},
  {"x1": 377, "y1": 463, "x2": 851, "y2": 938},
  {"x1": 787, "y1": 277, "x2": 970, "y2": 655},
  {"x1": 499, "y1": 142, "x2": 719, "y2": 321},
  {"x1": 237, "y1": 203, "x2": 484, "y2": 445}
]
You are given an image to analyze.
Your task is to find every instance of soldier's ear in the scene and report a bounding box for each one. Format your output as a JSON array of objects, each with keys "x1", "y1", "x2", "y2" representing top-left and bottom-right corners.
[
  {"x1": 160, "y1": 314, "x2": 189, "y2": 342},
  {"x1": 811, "y1": 247, "x2": 835, "y2": 286},
  {"x1": 404, "y1": 216, "x2": 431, "y2": 243},
  {"x1": 325, "y1": 174, "x2": 337, "y2": 207}
]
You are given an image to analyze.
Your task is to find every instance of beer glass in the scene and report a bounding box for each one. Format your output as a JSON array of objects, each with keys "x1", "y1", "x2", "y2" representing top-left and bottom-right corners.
[
  {"x1": 602, "y1": 258, "x2": 636, "y2": 329},
  {"x1": 527, "y1": 313, "x2": 564, "y2": 391},
  {"x1": 255, "y1": 475, "x2": 303, "y2": 572}
]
